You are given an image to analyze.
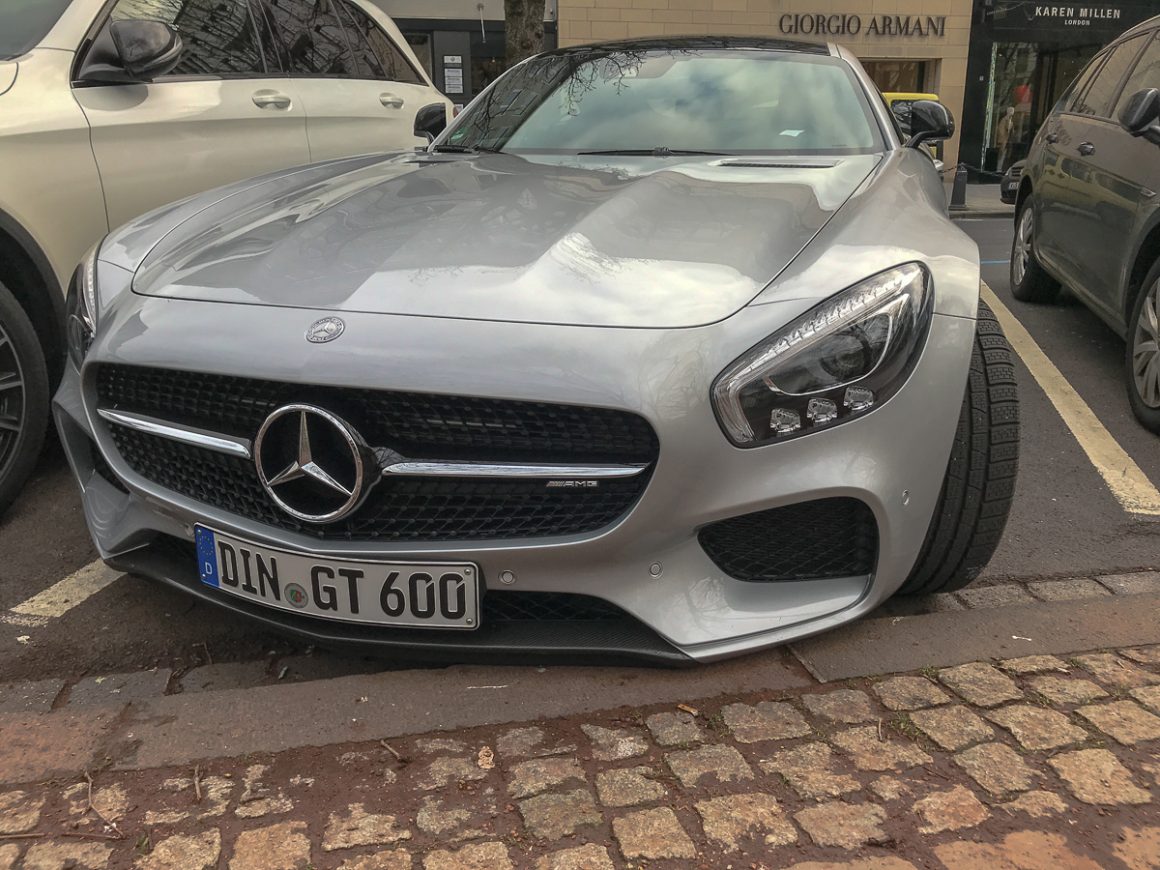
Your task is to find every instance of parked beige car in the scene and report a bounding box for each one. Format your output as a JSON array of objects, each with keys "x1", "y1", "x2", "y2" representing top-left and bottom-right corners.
[{"x1": 0, "y1": 0, "x2": 451, "y2": 512}]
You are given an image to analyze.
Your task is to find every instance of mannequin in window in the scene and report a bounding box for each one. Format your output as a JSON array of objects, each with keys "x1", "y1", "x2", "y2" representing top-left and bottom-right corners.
[{"x1": 996, "y1": 106, "x2": 1015, "y2": 171}]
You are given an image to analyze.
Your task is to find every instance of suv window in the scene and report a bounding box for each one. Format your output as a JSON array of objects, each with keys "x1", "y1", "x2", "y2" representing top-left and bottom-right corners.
[
  {"x1": 264, "y1": 0, "x2": 357, "y2": 77},
  {"x1": 339, "y1": 1, "x2": 423, "y2": 84},
  {"x1": 0, "y1": 0, "x2": 72, "y2": 60},
  {"x1": 110, "y1": 0, "x2": 265, "y2": 77},
  {"x1": 1065, "y1": 52, "x2": 1107, "y2": 113},
  {"x1": 1073, "y1": 34, "x2": 1148, "y2": 117},
  {"x1": 1115, "y1": 32, "x2": 1160, "y2": 117}
]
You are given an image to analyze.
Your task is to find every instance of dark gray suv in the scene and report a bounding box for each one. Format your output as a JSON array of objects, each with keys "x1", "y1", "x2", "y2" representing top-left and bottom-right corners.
[{"x1": 1011, "y1": 16, "x2": 1160, "y2": 432}]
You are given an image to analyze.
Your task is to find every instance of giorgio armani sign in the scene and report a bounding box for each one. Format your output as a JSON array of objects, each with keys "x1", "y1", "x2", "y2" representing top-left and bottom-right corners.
[{"x1": 777, "y1": 13, "x2": 948, "y2": 38}]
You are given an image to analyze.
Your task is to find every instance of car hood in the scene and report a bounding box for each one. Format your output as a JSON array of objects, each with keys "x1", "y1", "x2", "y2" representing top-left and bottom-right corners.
[{"x1": 133, "y1": 151, "x2": 882, "y2": 328}]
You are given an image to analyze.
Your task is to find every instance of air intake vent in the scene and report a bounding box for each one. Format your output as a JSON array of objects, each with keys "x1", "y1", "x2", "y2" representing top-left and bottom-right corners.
[{"x1": 699, "y1": 497, "x2": 877, "y2": 582}]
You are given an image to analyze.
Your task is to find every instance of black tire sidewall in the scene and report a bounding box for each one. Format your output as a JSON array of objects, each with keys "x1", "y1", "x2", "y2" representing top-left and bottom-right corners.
[
  {"x1": 0, "y1": 281, "x2": 49, "y2": 516},
  {"x1": 898, "y1": 300, "x2": 1019, "y2": 595},
  {"x1": 1010, "y1": 197, "x2": 1059, "y2": 303},
  {"x1": 1125, "y1": 259, "x2": 1160, "y2": 433}
]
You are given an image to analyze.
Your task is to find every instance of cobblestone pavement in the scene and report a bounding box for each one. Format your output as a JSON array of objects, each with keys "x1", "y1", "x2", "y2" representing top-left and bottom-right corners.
[{"x1": 2, "y1": 647, "x2": 1159, "y2": 869}]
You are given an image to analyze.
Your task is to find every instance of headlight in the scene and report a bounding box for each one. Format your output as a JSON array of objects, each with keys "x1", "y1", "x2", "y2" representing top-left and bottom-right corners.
[
  {"x1": 712, "y1": 263, "x2": 933, "y2": 446},
  {"x1": 66, "y1": 243, "x2": 101, "y2": 369}
]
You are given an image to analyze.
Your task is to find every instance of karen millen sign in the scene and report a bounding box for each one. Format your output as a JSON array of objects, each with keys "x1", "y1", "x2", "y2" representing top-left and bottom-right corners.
[
  {"x1": 1032, "y1": 5, "x2": 1123, "y2": 25},
  {"x1": 778, "y1": 13, "x2": 948, "y2": 38}
]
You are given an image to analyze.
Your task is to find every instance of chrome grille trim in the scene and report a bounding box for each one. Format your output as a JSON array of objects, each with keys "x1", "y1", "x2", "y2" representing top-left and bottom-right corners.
[
  {"x1": 97, "y1": 409, "x2": 253, "y2": 459},
  {"x1": 381, "y1": 460, "x2": 649, "y2": 479},
  {"x1": 98, "y1": 408, "x2": 649, "y2": 480}
]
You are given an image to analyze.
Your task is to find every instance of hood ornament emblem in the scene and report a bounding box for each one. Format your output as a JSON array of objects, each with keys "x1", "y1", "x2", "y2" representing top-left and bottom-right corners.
[
  {"x1": 254, "y1": 404, "x2": 369, "y2": 523},
  {"x1": 306, "y1": 316, "x2": 345, "y2": 343}
]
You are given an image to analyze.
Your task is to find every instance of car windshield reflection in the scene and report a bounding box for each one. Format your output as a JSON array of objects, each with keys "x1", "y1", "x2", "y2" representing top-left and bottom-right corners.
[{"x1": 441, "y1": 47, "x2": 885, "y2": 156}]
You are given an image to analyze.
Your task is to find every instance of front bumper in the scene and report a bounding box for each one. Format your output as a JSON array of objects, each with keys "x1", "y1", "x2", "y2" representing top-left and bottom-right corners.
[{"x1": 55, "y1": 295, "x2": 977, "y2": 663}]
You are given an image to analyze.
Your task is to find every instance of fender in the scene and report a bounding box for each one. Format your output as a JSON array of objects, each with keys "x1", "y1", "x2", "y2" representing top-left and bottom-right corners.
[{"x1": 0, "y1": 206, "x2": 66, "y2": 382}]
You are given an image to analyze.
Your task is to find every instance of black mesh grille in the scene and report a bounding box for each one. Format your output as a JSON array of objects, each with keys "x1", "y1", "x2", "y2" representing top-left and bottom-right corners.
[
  {"x1": 108, "y1": 424, "x2": 649, "y2": 541},
  {"x1": 96, "y1": 364, "x2": 657, "y2": 541},
  {"x1": 699, "y1": 498, "x2": 878, "y2": 582},
  {"x1": 96, "y1": 364, "x2": 658, "y2": 464}
]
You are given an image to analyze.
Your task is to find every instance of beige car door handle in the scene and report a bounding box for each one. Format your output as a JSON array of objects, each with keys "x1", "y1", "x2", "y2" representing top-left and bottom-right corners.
[
  {"x1": 380, "y1": 93, "x2": 405, "y2": 110},
  {"x1": 252, "y1": 90, "x2": 292, "y2": 110}
]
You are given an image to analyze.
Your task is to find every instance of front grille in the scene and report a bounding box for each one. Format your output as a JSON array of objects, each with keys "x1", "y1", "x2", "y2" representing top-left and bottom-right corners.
[
  {"x1": 97, "y1": 364, "x2": 658, "y2": 464},
  {"x1": 699, "y1": 498, "x2": 877, "y2": 582},
  {"x1": 108, "y1": 424, "x2": 650, "y2": 541}
]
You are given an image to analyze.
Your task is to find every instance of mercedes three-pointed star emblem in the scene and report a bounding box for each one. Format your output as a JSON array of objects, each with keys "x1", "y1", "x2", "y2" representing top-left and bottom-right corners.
[{"x1": 254, "y1": 404, "x2": 369, "y2": 523}]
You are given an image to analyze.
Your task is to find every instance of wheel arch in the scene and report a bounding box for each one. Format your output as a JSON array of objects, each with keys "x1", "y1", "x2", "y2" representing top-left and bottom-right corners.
[
  {"x1": 1014, "y1": 176, "x2": 1033, "y2": 216},
  {"x1": 1124, "y1": 213, "x2": 1160, "y2": 329},
  {"x1": 0, "y1": 208, "x2": 65, "y2": 386}
]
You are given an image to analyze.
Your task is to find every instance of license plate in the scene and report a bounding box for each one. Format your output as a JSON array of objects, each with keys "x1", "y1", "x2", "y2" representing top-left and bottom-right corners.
[{"x1": 195, "y1": 526, "x2": 479, "y2": 629}]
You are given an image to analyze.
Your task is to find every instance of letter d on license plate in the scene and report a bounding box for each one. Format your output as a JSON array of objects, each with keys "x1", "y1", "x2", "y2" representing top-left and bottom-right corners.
[{"x1": 195, "y1": 526, "x2": 479, "y2": 629}]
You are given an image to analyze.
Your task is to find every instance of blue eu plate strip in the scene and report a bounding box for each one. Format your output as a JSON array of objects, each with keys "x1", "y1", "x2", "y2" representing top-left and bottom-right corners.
[{"x1": 195, "y1": 526, "x2": 219, "y2": 588}]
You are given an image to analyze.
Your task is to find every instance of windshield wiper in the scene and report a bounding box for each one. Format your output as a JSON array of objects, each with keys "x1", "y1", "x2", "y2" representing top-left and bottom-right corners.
[
  {"x1": 577, "y1": 148, "x2": 726, "y2": 157},
  {"x1": 429, "y1": 144, "x2": 504, "y2": 154}
]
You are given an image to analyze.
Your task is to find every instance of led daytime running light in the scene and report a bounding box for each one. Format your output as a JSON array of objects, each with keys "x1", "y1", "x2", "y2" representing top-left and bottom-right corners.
[{"x1": 712, "y1": 263, "x2": 931, "y2": 446}]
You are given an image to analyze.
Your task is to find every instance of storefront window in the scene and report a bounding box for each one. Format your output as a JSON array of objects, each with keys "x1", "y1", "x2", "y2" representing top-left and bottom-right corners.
[
  {"x1": 862, "y1": 60, "x2": 929, "y2": 93},
  {"x1": 469, "y1": 28, "x2": 505, "y2": 96},
  {"x1": 983, "y1": 41, "x2": 1101, "y2": 171},
  {"x1": 403, "y1": 32, "x2": 433, "y2": 79}
]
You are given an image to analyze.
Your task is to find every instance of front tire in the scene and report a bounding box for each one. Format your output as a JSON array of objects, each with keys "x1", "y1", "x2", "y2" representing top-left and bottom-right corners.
[
  {"x1": 1126, "y1": 261, "x2": 1160, "y2": 433},
  {"x1": 898, "y1": 300, "x2": 1018, "y2": 595},
  {"x1": 0, "y1": 281, "x2": 49, "y2": 517},
  {"x1": 1010, "y1": 198, "x2": 1060, "y2": 303}
]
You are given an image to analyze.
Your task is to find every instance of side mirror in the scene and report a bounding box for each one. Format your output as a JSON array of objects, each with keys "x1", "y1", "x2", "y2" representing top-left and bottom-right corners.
[
  {"x1": 414, "y1": 103, "x2": 448, "y2": 143},
  {"x1": 1119, "y1": 88, "x2": 1160, "y2": 145},
  {"x1": 109, "y1": 19, "x2": 183, "y2": 81},
  {"x1": 905, "y1": 100, "x2": 955, "y2": 148}
]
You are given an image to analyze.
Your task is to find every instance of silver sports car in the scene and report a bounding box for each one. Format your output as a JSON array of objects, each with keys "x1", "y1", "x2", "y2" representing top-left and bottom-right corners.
[{"x1": 56, "y1": 37, "x2": 1018, "y2": 663}]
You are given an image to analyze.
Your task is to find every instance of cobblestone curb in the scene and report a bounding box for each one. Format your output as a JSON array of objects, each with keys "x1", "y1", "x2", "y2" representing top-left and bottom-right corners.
[{"x1": 1, "y1": 645, "x2": 1158, "y2": 868}]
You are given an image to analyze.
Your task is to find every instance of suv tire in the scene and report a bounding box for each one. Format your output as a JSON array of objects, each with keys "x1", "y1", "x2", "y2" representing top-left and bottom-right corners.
[
  {"x1": 1126, "y1": 260, "x2": 1160, "y2": 433},
  {"x1": 899, "y1": 300, "x2": 1019, "y2": 595},
  {"x1": 1010, "y1": 198, "x2": 1061, "y2": 303},
  {"x1": 0, "y1": 281, "x2": 49, "y2": 516}
]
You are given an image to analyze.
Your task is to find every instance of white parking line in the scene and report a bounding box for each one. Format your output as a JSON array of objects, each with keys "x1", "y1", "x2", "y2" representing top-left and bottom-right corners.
[
  {"x1": 982, "y1": 282, "x2": 1160, "y2": 517},
  {"x1": 3, "y1": 560, "x2": 121, "y2": 625}
]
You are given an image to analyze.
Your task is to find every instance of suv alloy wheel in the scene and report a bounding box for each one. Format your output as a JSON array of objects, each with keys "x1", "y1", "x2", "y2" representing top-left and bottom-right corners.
[
  {"x1": 1127, "y1": 261, "x2": 1160, "y2": 432},
  {"x1": 0, "y1": 281, "x2": 49, "y2": 514}
]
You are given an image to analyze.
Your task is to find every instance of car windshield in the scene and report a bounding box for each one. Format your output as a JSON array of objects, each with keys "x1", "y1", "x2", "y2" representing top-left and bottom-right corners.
[
  {"x1": 442, "y1": 47, "x2": 884, "y2": 155},
  {"x1": 0, "y1": 0, "x2": 73, "y2": 60}
]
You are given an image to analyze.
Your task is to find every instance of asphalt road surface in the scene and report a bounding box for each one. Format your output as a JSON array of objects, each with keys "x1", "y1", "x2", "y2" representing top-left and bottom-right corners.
[{"x1": 2, "y1": 214, "x2": 1158, "y2": 686}]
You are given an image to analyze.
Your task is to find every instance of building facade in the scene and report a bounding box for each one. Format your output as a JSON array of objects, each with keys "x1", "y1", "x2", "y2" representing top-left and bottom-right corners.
[
  {"x1": 557, "y1": 0, "x2": 974, "y2": 165},
  {"x1": 372, "y1": 0, "x2": 558, "y2": 106},
  {"x1": 960, "y1": 0, "x2": 1159, "y2": 176}
]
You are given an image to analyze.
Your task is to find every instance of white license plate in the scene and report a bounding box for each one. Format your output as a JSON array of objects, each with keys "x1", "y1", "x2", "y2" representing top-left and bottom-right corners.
[{"x1": 195, "y1": 526, "x2": 479, "y2": 629}]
